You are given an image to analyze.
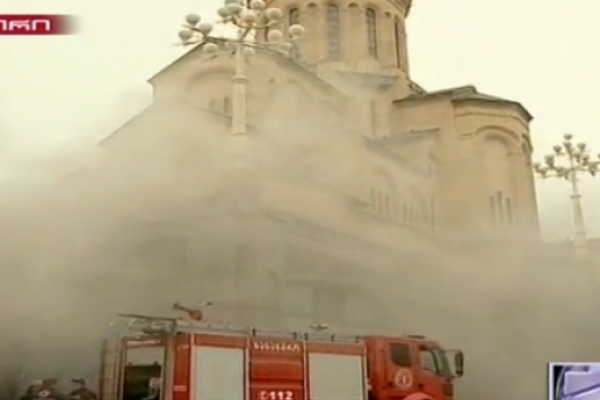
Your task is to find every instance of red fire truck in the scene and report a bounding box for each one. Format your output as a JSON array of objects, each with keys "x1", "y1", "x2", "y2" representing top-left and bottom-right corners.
[{"x1": 98, "y1": 314, "x2": 464, "y2": 400}]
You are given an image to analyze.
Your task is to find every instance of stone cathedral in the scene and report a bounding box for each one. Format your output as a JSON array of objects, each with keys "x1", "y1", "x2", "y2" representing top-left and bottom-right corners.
[{"x1": 60, "y1": 0, "x2": 541, "y2": 335}]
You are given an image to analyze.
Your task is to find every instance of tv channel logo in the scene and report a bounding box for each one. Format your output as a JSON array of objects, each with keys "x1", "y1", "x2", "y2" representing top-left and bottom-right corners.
[{"x1": 0, "y1": 14, "x2": 77, "y2": 35}]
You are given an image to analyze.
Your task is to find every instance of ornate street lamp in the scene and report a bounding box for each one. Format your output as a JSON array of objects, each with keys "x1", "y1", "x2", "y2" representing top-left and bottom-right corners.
[
  {"x1": 177, "y1": 0, "x2": 305, "y2": 142},
  {"x1": 533, "y1": 133, "x2": 600, "y2": 259},
  {"x1": 177, "y1": 1, "x2": 305, "y2": 325}
]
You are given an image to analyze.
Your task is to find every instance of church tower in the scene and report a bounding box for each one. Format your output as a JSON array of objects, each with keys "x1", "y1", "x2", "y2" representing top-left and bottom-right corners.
[{"x1": 260, "y1": 0, "x2": 413, "y2": 93}]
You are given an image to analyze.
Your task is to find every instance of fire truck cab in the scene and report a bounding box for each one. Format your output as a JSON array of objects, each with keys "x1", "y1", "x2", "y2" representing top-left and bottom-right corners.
[{"x1": 99, "y1": 317, "x2": 464, "y2": 400}]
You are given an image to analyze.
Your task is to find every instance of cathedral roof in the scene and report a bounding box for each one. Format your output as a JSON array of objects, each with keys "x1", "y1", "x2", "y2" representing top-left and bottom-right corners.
[
  {"x1": 148, "y1": 40, "x2": 336, "y2": 94},
  {"x1": 394, "y1": 85, "x2": 533, "y2": 121}
]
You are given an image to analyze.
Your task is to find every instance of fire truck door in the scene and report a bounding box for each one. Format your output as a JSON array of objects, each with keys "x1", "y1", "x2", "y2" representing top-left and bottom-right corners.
[
  {"x1": 386, "y1": 341, "x2": 416, "y2": 396},
  {"x1": 192, "y1": 346, "x2": 245, "y2": 400}
]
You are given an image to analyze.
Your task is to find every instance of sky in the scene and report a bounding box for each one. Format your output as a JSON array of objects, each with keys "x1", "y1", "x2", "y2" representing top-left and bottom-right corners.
[{"x1": 0, "y1": 0, "x2": 599, "y2": 240}]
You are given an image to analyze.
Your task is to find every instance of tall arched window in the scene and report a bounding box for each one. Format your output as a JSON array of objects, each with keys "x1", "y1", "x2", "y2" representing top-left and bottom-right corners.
[
  {"x1": 483, "y1": 136, "x2": 514, "y2": 229},
  {"x1": 288, "y1": 7, "x2": 299, "y2": 25},
  {"x1": 262, "y1": 16, "x2": 269, "y2": 42},
  {"x1": 366, "y1": 8, "x2": 377, "y2": 58},
  {"x1": 326, "y1": 4, "x2": 341, "y2": 60},
  {"x1": 394, "y1": 18, "x2": 402, "y2": 68},
  {"x1": 288, "y1": 8, "x2": 300, "y2": 61}
]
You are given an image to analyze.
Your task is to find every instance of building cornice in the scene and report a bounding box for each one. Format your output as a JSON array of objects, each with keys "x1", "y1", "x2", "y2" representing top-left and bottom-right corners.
[
  {"x1": 454, "y1": 109, "x2": 529, "y2": 133},
  {"x1": 362, "y1": 136, "x2": 432, "y2": 177},
  {"x1": 452, "y1": 98, "x2": 533, "y2": 123},
  {"x1": 264, "y1": 207, "x2": 437, "y2": 262},
  {"x1": 407, "y1": 80, "x2": 427, "y2": 95},
  {"x1": 393, "y1": 85, "x2": 533, "y2": 123}
]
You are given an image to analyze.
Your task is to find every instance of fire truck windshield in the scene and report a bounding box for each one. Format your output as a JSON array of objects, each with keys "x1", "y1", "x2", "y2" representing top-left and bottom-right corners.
[
  {"x1": 419, "y1": 346, "x2": 452, "y2": 377},
  {"x1": 432, "y1": 347, "x2": 452, "y2": 377}
]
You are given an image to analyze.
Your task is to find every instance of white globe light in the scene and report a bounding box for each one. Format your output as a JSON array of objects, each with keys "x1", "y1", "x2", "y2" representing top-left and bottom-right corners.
[
  {"x1": 185, "y1": 13, "x2": 201, "y2": 26},
  {"x1": 265, "y1": 7, "x2": 283, "y2": 20},
  {"x1": 267, "y1": 29, "x2": 283, "y2": 42},
  {"x1": 198, "y1": 22, "x2": 213, "y2": 35},
  {"x1": 288, "y1": 24, "x2": 305, "y2": 38},
  {"x1": 226, "y1": 2, "x2": 244, "y2": 15},
  {"x1": 242, "y1": 46, "x2": 255, "y2": 57},
  {"x1": 250, "y1": 0, "x2": 266, "y2": 10},
  {"x1": 203, "y1": 42, "x2": 219, "y2": 53},
  {"x1": 240, "y1": 10, "x2": 258, "y2": 24},
  {"x1": 217, "y1": 7, "x2": 231, "y2": 18},
  {"x1": 178, "y1": 28, "x2": 193, "y2": 41}
]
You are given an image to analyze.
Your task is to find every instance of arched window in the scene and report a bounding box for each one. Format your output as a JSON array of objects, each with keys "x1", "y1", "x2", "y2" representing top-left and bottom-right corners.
[
  {"x1": 262, "y1": 17, "x2": 269, "y2": 42},
  {"x1": 394, "y1": 17, "x2": 402, "y2": 68},
  {"x1": 366, "y1": 8, "x2": 377, "y2": 58},
  {"x1": 326, "y1": 4, "x2": 341, "y2": 60},
  {"x1": 288, "y1": 7, "x2": 299, "y2": 25},
  {"x1": 483, "y1": 137, "x2": 514, "y2": 229},
  {"x1": 287, "y1": 9, "x2": 301, "y2": 61}
]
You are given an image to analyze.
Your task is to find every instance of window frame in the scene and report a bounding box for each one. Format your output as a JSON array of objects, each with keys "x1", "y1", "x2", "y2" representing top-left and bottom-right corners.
[
  {"x1": 389, "y1": 341, "x2": 413, "y2": 367},
  {"x1": 326, "y1": 4, "x2": 341, "y2": 60},
  {"x1": 365, "y1": 8, "x2": 378, "y2": 58},
  {"x1": 393, "y1": 18, "x2": 403, "y2": 68},
  {"x1": 418, "y1": 346, "x2": 439, "y2": 374}
]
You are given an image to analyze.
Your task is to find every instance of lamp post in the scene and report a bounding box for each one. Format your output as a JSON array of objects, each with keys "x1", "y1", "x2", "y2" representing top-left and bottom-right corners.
[
  {"x1": 177, "y1": 0, "x2": 305, "y2": 147},
  {"x1": 533, "y1": 133, "x2": 600, "y2": 259},
  {"x1": 177, "y1": 2, "x2": 305, "y2": 326}
]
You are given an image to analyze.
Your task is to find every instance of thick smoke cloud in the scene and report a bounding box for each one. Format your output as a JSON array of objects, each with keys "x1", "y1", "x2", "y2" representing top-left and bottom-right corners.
[{"x1": 0, "y1": 80, "x2": 597, "y2": 400}]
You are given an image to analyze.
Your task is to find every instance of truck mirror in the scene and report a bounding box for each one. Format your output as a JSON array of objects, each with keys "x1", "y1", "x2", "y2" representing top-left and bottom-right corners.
[
  {"x1": 444, "y1": 349, "x2": 464, "y2": 378},
  {"x1": 454, "y1": 351, "x2": 464, "y2": 377}
]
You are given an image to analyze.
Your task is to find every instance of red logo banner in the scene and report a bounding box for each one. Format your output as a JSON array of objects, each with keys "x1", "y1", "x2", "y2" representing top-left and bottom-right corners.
[{"x1": 0, "y1": 14, "x2": 76, "y2": 35}]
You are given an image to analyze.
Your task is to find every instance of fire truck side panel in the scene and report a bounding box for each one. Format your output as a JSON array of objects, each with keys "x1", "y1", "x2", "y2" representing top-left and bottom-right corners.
[
  {"x1": 191, "y1": 335, "x2": 246, "y2": 400},
  {"x1": 306, "y1": 342, "x2": 367, "y2": 400},
  {"x1": 173, "y1": 333, "x2": 192, "y2": 400},
  {"x1": 249, "y1": 339, "x2": 305, "y2": 400}
]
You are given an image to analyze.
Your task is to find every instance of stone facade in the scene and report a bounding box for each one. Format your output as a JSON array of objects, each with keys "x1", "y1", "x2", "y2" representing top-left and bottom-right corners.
[{"x1": 73, "y1": 0, "x2": 540, "y2": 330}]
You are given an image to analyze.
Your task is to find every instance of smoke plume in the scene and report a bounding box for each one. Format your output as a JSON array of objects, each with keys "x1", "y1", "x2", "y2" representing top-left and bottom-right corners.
[{"x1": 0, "y1": 74, "x2": 597, "y2": 400}]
